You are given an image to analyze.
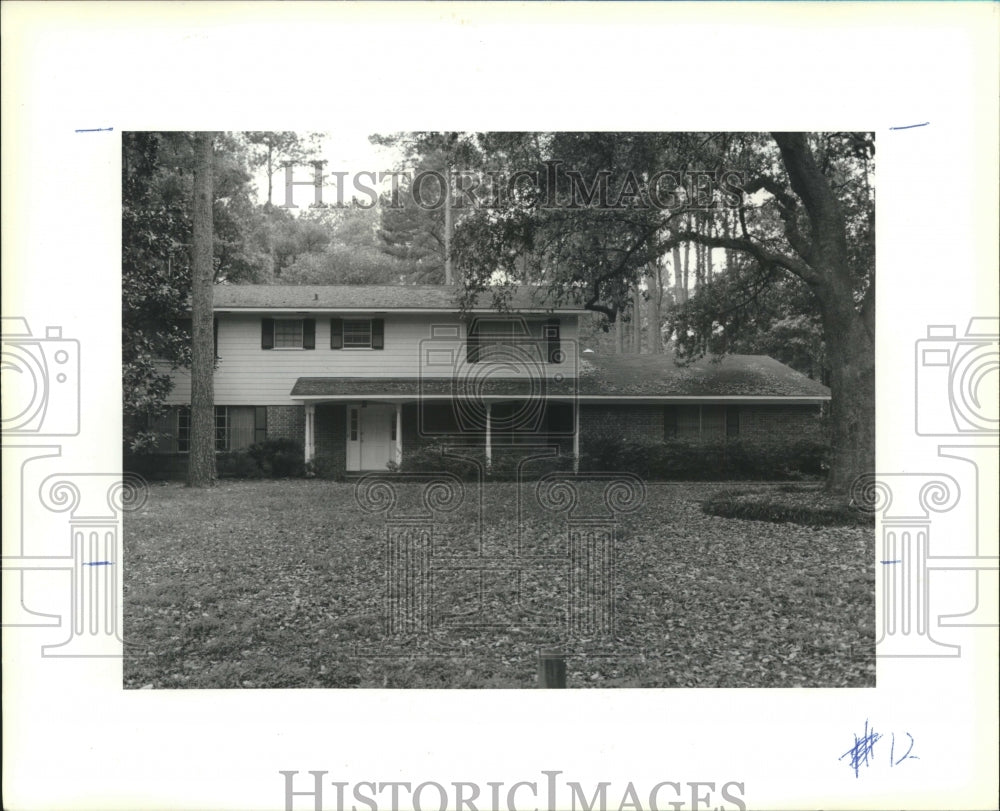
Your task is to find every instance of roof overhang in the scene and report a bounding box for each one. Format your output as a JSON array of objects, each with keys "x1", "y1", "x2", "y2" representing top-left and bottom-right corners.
[
  {"x1": 291, "y1": 393, "x2": 829, "y2": 404},
  {"x1": 215, "y1": 308, "x2": 586, "y2": 315}
]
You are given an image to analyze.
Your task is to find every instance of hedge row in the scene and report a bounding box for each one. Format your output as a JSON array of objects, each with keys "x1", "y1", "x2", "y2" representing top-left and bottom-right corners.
[
  {"x1": 158, "y1": 436, "x2": 830, "y2": 482},
  {"x1": 398, "y1": 437, "x2": 828, "y2": 481},
  {"x1": 577, "y1": 437, "x2": 827, "y2": 481},
  {"x1": 702, "y1": 487, "x2": 873, "y2": 527},
  {"x1": 217, "y1": 438, "x2": 305, "y2": 479}
]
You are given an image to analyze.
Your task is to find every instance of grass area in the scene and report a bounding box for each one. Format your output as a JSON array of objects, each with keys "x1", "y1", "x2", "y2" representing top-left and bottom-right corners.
[
  {"x1": 702, "y1": 483, "x2": 875, "y2": 527},
  {"x1": 124, "y1": 480, "x2": 875, "y2": 689}
]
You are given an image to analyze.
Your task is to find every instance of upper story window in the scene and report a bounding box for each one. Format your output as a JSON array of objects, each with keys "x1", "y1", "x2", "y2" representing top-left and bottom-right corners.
[
  {"x1": 274, "y1": 319, "x2": 304, "y2": 348},
  {"x1": 343, "y1": 320, "x2": 372, "y2": 348},
  {"x1": 467, "y1": 318, "x2": 561, "y2": 364},
  {"x1": 261, "y1": 318, "x2": 315, "y2": 350},
  {"x1": 331, "y1": 318, "x2": 384, "y2": 350}
]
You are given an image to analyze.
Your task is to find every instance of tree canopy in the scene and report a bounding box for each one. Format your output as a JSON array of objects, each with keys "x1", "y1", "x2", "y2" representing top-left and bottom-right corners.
[{"x1": 123, "y1": 130, "x2": 875, "y2": 491}]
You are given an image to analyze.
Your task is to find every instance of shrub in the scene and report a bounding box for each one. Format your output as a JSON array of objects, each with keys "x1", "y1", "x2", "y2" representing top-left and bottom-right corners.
[
  {"x1": 579, "y1": 438, "x2": 828, "y2": 481},
  {"x1": 306, "y1": 453, "x2": 345, "y2": 481},
  {"x1": 217, "y1": 451, "x2": 263, "y2": 479},
  {"x1": 399, "y1": 443, "x2": 574, "y2": 481},
  {"x1": 702, "y1": 487, "x2": 874, "y2": 527},
  {"x1": 246, "y1": 438, "x2": 305, "y2": 478}
]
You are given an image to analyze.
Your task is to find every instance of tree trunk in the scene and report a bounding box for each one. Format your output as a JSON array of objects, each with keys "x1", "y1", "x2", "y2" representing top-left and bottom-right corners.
[
  {"x1": 444, "y1": 163, "x2": 453, "y2": 285},
  {"x1": 819, "y1": 284, "x2": 875, "y2": 494},
  {"x1": 632, "y1": 281, "x2": 642, "y2": 354},
  {"x1": 188, "y1": 132, "x2": 216, "y2": 488},
  {"x1": 770, "y1": 132, "x2": 875, "y2": 495},
  {"x1": 682, "y1": 238, "x2": 690, "y2": 302},
  {"x1": 706, "y1": 217, "x2": 714, "y2": 280},
  {"x1": 266, "y1": 143, "x2": 273, "y2": 207},
  {"x1": 672, "y1": 246, "x2": 684, "y2": 303},
  {"x1": 650, "y1": 263, "x2": 663, "y2": 354},
  {"x1": 614, "y1": 317, "x2": 624, "y2": 354}
]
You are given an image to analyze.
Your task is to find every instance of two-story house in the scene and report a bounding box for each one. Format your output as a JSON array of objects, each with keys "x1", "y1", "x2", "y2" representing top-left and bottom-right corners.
[{"x1": 138, "y1": 284, "x2": 831, "y2": 476}]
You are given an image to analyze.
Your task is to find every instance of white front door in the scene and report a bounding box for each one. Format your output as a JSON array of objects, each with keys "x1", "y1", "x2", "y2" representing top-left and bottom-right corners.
[{"x1": 347, "y1": 404, "x2": 396, "y2": 471}]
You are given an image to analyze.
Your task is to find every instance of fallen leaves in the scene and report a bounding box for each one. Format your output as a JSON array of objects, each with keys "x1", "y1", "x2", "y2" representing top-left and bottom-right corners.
[{"x1": 123, "y1": 480, "x2": 875, "y2": 689}]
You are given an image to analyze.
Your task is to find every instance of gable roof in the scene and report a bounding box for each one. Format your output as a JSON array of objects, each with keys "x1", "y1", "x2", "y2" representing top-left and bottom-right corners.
[
  {"x1": 213, "y1": 284, "x2": 587, "y2": 313},
  {"x1": 291, "y1": 354, "x2": 830, "y2": 400}
]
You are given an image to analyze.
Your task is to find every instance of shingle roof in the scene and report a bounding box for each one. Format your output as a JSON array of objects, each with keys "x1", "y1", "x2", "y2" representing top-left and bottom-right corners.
[
  {"x1": 214, "y1": 284, "x2": 587, "y2": 312},
  {"x1": 577, "y1": 353, "x2": 831, "y2": 397},
  {"x1": 291, "y1": 354, "x2": 830, "y2": 399}
]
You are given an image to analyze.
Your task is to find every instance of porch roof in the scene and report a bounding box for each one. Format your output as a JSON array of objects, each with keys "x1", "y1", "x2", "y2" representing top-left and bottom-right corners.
[{"x1": 291, "y1": 354, "x2": 831, "y2": 400}]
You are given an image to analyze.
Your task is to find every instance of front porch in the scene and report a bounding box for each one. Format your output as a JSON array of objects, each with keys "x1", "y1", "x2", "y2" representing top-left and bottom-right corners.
[{"x1": 301, "y1": 399, "x2": 580, "y2": 474}]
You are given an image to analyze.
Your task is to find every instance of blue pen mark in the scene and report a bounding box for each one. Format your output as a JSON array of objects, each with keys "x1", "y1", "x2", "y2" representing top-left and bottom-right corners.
[
  {"x1": 840, "y1": 719, "x2": 881, "y2": 778},
  {"x1": 75, "y1": 127, "x2": 113, "y2": 133},
  {"x1": 840, "y1": 720, "x2": 918, "y2": 777},
  {"x1": 880, "y1": 559, "x2": 901, "y2": 565},
  {"x1": 82, "y1": 561, "x2": 113, "y2": 566},
  {"x1": 889, "y1": 122, "x2": 929, "y2": 131},
  {"x1": 890, "y1": 732, "x2": 919, "y2": 767}
]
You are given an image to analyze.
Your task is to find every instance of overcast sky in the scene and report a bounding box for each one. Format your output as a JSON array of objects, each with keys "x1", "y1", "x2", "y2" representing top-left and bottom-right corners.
[{"x1": 251, "y1": 130, "x2": 404, "y2": 209}]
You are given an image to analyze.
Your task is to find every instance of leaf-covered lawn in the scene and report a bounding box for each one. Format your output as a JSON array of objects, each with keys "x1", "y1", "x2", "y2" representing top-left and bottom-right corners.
[{"x1": 123, "y1": 480, "x2": 875, "y2": 688}]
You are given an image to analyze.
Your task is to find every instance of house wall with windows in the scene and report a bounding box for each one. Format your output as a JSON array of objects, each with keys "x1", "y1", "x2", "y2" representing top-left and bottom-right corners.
[
  {"x1": 161, "y1": 312, "x2": 580, "y2": 407},
  {"x1": 579, "y1": 402, "x2": 825, "y2": 445},
  {"x1": 129, "y1": 286, "x2": 831, "y2": 478}
]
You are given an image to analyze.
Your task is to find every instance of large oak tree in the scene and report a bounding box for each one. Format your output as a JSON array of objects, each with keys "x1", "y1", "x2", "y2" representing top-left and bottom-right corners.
[{"x1": 449, "y1": 131, "x2": 874, "y2": 493}]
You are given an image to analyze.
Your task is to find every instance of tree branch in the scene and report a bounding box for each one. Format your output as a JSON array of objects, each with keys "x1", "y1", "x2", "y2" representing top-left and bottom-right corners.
[
  {"x1": 663, "y1": 229, "x2": 823, "y2": 288},
  {"x1": 743, "y1": 175, "x2": 815, "y2": 262},
  {"x1": 771, "y1": 132, "x2": 849, "y2": 270}
]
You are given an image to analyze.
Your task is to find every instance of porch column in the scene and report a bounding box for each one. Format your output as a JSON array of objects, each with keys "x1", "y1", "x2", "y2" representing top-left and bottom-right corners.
[
  {"x1": 573, "y1": 401, "x2": 580, "y2": 473},
  {"x1": 485, "y1": 402, "x2": 492, "y2": 469},
  {"x1": 304, "y1": 403, "x2": 315, "y2": 464},
  {"x1": 395, "y1": 403, "x2": 402, "y2": 466}
]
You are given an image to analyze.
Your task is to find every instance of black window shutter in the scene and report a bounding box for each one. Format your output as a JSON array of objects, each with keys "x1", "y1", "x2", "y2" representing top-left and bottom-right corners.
[
  {"x1": 371, "y1": 318, "x2": 385, "y2": 350},
  {"x1": 261, "y1": 318, "x2": 274, "y2": 349},
  {"x1": 726, "y1": 405, "x2": 740, "y2": 438},
  {"x1": 466, "y1": 320, "x2": 480, "y2": 363},
  {"x1": 303, "y1": 319, "x2": 316, "y2": 349},
  {"x1": 213, "y1": 317, "x2": 219, "y2": 359},
  {"x1": 545, "y1": 318, "x2": 562, "y2": 363},
  {"x1": 330, "y1": 318, "x2": 343, "y2": 349},
  {"x1": 663, "y1": 405, "x2": 678, "y2": 439}
]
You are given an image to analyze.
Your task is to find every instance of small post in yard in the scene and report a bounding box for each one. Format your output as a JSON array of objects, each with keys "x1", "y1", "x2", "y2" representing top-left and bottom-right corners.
[{"x1": 538, "y1": 650, "x2": 566, "y2": 688}]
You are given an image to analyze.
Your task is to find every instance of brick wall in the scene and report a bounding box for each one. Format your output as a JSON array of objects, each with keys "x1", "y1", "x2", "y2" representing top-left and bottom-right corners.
[
  {"x1": 580, "y1": 403, "x2": 826, "y2": 446},
  {"x1": 314, "y1": 403, "x2": 347, "y2": 472},
  {"x1": 401, "y1": 402, "x2": 425, "y2": 455},
  {"x1": 579, "y1": 404, "x2": 665, "y2": 445},
  {"x1": 738, "y1": 405, "x2": 826, "y2": 443},
  {"x1": 266, "y1": 405, "x2": 304, "y2": 442},
  {"x1": 401, "y1": 401, "x2": 573, "y2": 456}
]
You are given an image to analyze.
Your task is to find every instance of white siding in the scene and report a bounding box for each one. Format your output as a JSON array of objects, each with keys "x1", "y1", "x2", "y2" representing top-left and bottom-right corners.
[{"x1": 163, "y1": 312, "x2": 579, "y2": 406}]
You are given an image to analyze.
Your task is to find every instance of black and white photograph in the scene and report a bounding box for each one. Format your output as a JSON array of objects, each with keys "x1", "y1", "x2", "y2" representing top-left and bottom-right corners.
[
  {"x1": 3, "y1": 4, "x2": 997, "y2": 811},
  {"x1": 122, "y1": 130, "x2": 876, "y2": 690}
]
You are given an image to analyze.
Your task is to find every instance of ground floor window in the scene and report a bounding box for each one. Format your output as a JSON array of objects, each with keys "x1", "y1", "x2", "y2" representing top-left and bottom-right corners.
[
  {"x1": 177, "y1": 405, "x2": 263, "y2": 452},
  {"x1": 664, "y1": 405, "x2": 739, "y2": 440},
  {"x1": 177, "y1": 407, "x2": 191, "y2": 452},
  {"x1": 215, "y1": 407, "x2": 228, "y2": 450},
  {"x1": 416, "y1": 400, "x2": 573, "y2": 446}
]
